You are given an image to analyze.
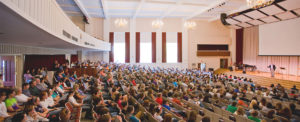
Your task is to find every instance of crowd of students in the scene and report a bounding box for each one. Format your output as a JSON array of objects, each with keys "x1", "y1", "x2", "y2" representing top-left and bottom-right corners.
[{"x1": 0, "y1": 60, "x2": 300, "y2": 122}]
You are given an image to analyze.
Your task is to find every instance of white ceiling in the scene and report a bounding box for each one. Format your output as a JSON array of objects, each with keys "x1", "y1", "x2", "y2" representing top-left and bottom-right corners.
[
  {"x1": 0, "y1": 3, "x2": 99, "y2": 51},
  {"x1": 56, "y1": 0, "x2": 247, "y2": 20},
  {"x1": 226, "y1": 0, "x2": 300, "y2": 29}
]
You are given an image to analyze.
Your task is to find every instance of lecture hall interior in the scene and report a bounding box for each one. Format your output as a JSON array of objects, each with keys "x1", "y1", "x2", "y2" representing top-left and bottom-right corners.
[{"x1": 1, "y1": 0, "x2": 300, "y2": 122}]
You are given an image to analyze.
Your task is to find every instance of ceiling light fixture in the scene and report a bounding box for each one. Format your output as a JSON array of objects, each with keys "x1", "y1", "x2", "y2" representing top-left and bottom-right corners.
[
  {"x1": 184, "y1": 21, "x2": 197, "y2": 29},
  {"x1": 152, "y1": 19, "x2": 164, "y2": 28},
  {"x1": 114, "y1": 18, "x2": 128, "y2": 27},
  {"x1": 247, "y1": 0, "x2": 275, "y2": 9}
]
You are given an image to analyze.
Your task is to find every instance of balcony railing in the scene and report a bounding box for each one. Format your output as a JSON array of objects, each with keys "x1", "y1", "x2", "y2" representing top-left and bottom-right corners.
[{"x1": 0, "y1": 0, "x2": 110, "y2": 51}]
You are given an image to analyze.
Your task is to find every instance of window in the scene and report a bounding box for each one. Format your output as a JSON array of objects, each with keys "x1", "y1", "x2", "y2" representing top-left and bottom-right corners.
[
  {"x1": 167, "y1": 43, "x2": 177, "y2": 63},
  {"x1": 113, "y1": 32, "x2": 125, "y2": 63},
  {"x1": 114, "y1": 42, "x2": 125, "y2": 63},
  {"x1": 140, "y1": 42, "x2": 152, "y2": 63},
  {"x1": 140, "y1": 32, "x2": 152, "y2": 63}
]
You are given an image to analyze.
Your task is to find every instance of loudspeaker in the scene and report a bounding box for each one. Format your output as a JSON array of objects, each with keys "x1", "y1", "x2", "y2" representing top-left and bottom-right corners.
[
  {"x1": 220, "y1": 13, "x2": 230, "y2": 26},
  {"x1": 208, "y1": 68, "x2": 214, "y2": 72}
]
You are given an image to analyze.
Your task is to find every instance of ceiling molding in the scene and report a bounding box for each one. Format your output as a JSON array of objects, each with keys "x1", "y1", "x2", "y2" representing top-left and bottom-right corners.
[
  {"x1": 160, "y1": 0, "x2": 183, "y2": 18},
  {"x1": 101, "y1": 0, "x2": 109, "y2": 18},
  {"x1": 208, "y1": 16, "x2": 219, "y2": 22},
  {"x1": 74, "y1": 0, "x2": 91, "y2": 18},
  {"x1": 185, "y1": 0, "x2": 228, "y2": 20},
  {"x1": 133, "y1": 0, "x2": 146, "y2": 18}
]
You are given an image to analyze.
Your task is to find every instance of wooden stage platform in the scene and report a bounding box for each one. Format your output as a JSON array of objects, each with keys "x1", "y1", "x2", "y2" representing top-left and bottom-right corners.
[{"x1": 221, "y1": 70, "x2": 300, "y2": 89}]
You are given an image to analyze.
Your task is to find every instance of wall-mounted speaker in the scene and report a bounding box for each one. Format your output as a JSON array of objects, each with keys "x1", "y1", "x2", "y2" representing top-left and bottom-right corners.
[{"x1": 220, "y1": 13, "x2": 230, "y2": 26}]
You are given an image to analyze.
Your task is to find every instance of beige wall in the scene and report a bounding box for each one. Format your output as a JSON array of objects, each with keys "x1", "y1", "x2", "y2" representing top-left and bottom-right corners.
[
  {"x1": 69, "y1": 16, "x2": 85, "y2": 31},
  {"x1": 85, "y1": 18, "x2": 104, "y2": 40},
  {"x1": 104, "y1": 18, "x2": 234, "y2": 70},
  {"x1": 188, "y1": 20, "x2": 234, "y2": 70},
  {"x1": 243, "y1": 27, "x2": 300, "y2": 76}
]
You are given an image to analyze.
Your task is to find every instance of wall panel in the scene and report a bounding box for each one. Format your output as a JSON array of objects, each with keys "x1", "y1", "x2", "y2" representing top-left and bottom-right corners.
[{"x1": 243, "y1": 27, "x2": 300, "y2": 76}]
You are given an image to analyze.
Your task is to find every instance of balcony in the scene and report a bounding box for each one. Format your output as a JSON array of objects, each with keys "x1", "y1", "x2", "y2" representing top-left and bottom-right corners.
[{"x1": 0, "y1": 0, "x2": 110, "y2": 51}]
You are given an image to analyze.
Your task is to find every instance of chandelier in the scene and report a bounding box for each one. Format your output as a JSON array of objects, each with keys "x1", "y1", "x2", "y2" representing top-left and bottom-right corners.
[
  {"x1": 152, "y1": 19, "x2": 164, "y2": 28},
  {"x1": 247, "y1": 0, "x2": 275, "y2": 9},
  {"x1": 184, "y1": 21, "x2": 197, "y2": 29},
  {"x1": 114, "y1": 18, "x2": 128, "y2": 27}
]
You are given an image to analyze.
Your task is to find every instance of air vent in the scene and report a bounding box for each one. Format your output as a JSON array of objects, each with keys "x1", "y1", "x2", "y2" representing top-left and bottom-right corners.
[
  {"x1": 71, "y1": 36, "x2": 78, "y2": 42},
  {"x1": 62, "y1": 30, "x2": 71, "y2": 38},
  {"x1": 84, "y1": 42, "x2": 95, "y2": 47}
]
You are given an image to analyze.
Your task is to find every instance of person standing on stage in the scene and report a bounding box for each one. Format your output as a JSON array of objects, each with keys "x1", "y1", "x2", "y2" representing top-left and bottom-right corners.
[{"x1": 268, "y1": 64, "x2": 276, "y2": 77}]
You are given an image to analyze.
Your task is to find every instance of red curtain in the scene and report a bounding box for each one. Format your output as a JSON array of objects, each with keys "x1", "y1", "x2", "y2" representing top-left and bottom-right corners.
[
  {"x1": 136, "y1": 32, "x2": 140, "y2": 63},
  {"x1": 236, "y1": 29, "x2": 244, "y2": 64},
  {"x1": 162, "y1": 32, "x2": 167, "y2": 63},
  {"x1": 109, "y1": 32, "x2": 114, "y2": 62},
  {"x1": 125, "y1": 32, "x2": 130, "y2": 63},
  {"x1": 24, "y1": 55, "x2": 66, "y2": 71},
  {"x1": 152, "y1": 32, "x2": 156, "y2": 63},
  {"x1": 71, "y1": 54, "x2": 78, "y2": 63},
  {"x1": 177, "y1": 32, "x2": 182, "y2": 63}
]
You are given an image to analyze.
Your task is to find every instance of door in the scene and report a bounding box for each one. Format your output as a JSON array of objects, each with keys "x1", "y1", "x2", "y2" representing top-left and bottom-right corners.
[
  {"x1": 0, "y1": 56, "x2": 15, "y2": 87},
  {"x1": 220, "y1": 58, "x2": 228, "y2": 69}
]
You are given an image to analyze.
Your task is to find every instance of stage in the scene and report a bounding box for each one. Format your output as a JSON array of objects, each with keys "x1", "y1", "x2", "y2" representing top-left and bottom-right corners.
[{"x1": 223, "y1": 70, "x2": 300, "y2": 89}]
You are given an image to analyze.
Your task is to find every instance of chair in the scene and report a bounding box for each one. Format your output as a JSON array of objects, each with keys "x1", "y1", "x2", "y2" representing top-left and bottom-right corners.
[{"x1": 65, "y1": 102, "x2": 82, "y2": 122}]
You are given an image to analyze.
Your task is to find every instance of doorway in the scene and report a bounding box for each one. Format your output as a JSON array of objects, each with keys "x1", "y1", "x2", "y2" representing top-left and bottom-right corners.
[
  {"x1": 0, "y1": 56, "x2": 15, "y2": 87},
  {"x1": 220, "y1": 58, "x2": 228, "y2": 69}
]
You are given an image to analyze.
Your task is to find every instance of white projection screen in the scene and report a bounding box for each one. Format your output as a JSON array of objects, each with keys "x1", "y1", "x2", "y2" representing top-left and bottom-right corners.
[{"x1": 259, "y1": 17, "x2": 300, "y2": 55}]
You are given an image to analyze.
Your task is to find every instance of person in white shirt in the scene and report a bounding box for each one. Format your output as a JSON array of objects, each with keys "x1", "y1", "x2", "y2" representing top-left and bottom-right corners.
[
  {"x1": 24, "y1": 105, "x2": 48, "y2": 122},
  {"x1": 46, "y1": 89, "x2": 56, "y2": 107},
  {"x1": 67, "y1": 90, "x2": 82, "y2": 107},
  {"x1": 0, "y1": 92, "x2": 12, "y2": 118},
  {"x1": 15, "y1": 88, "x2": 30, "y2": 105},
  {"x1": 154, "y1": 107, "x2": 163, "y2": 121},
  {"x1": 39, "y1": 91, "x2": 50, "y2": 109}
]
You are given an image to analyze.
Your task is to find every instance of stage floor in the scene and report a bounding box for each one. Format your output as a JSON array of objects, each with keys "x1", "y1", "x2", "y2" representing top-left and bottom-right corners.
[
  {"x1": 224, "y1": 70, "x2": 300, "y2": 89},
  {"x1": 234, "y1": 71, "x2": 300, "y2": 82}
]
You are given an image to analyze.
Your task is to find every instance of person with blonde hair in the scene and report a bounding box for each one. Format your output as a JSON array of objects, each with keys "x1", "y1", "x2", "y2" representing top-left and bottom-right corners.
[{"x1": 234, "y1": 106, "x2": 247, "y2": 117}]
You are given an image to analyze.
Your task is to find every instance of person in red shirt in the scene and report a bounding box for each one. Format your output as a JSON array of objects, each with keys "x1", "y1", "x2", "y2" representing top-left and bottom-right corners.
[
  {"x1": 172, "y1": 94, "x2": 182, "y2": 106},
  {"x1": 131, "y1": 79, "x2": 136, "y2": 86},
  {"x1": 156, "y1": 93, "x2": 163, "y2": 105}
]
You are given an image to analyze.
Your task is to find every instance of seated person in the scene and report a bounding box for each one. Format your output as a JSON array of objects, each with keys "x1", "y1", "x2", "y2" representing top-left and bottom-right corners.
[
  {"x1": 289, "y1": 103, "x2": 300, "y2": 116},
  {"x1": 162, "y1": 100, "x2": 171, "y2": 111},
  {"x1": 172, "y1": 94, "x2": 182, "y2": 106},
  {"x1": 67, "y1": 90, "x2": 82, "y2": 107},
  {"x1": 15, "y1": 88, "x2": 30, "y2": 105},
  {"x1": 22, "y1": 83, "x2": 32, "y2": 97},
  {"x1": 126, "y1": 105, "x2": 140, "y2": 122},
  {"x1": 31, "y1": 97, "x2": 49, "y2": 118},
  {"x1": 59, "y1": 108, "x2": 71, "y2": 122},
  {"x1": 226, "y1": 102, "x2": 237, "y2": 113},
  {"x1": 5, "y1": 90, "x2": 22, "y2": 112},
  {"x1": 35, "y1": 78, "x2": 47, "y2": 91},
  {"x1": 248, "y1": 110, "x2": 261, "y2": 122},
  {"x1": 29, "y1": 80, "x2": 41, "y2": 96},
  {"x1": 24, "y1": 105, "x2": 48, "y2": 122},
  {"x1": 0, "y1": 92, "x2": 14, "y2": 119},
  {"x1": 73, "y1": 84, "x2": 87, "y2": 101},
  {"x1": 52, "y1": 83, "x2": 61, "y2": 102},
  {"x1": 39, "y1": 91, "x2": 56, "y2": 109},
  {"x1": 11, "y1": 112, "x2": 27, "y2": 122},
  {"x1": 156, "y1": 93, "x2": 163, "y2": 105}
]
